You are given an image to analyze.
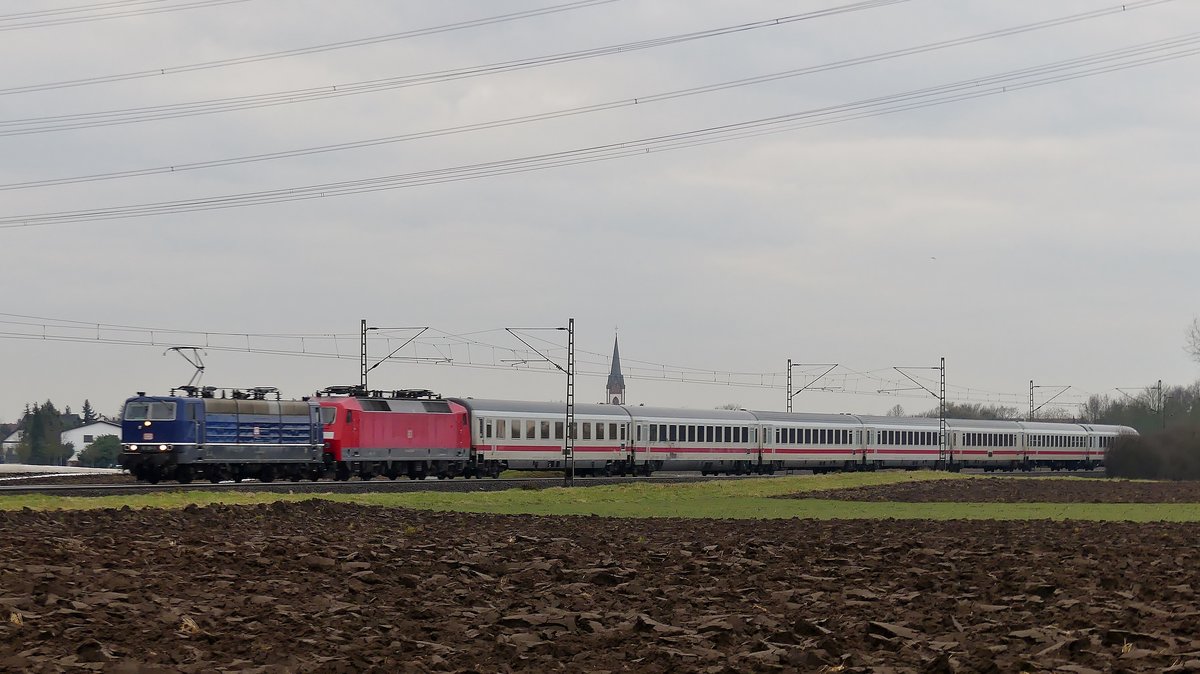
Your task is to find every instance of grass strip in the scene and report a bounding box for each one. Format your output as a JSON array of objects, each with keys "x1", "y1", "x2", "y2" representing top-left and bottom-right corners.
[{"x1": 4, "y1": 471, "x2": 1200, "y2": 521}]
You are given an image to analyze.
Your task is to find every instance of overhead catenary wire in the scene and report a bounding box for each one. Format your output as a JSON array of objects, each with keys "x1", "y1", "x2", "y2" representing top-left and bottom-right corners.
[
  {"x1": 0, "y1": 313, "x2": 1132, "y2": 409},
  {"x1": 0, "y1": 0, "x2": 1168, "y2": 191},
  {"x1": 3, "y1": 32, "x2": 1198, "y2": 229},
  {"x1": 0, "y1": 0, "x2": 615, "y2": 86},
  {"x1": 0, "y1": 0, "x2": 254, "y2": 32},
  {"x1": 0, "y1": 0, "x2": 916, "y2": 132}
]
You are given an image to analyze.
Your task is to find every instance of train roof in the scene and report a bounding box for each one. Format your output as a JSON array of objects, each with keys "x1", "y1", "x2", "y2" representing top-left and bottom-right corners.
[
  {"x1": 628, "y1": 406, "x2": 758, "y2": 422},
  {"x1": 856, "y1": 415, "x2": 944, "y2": 428},
  {"x1": 1018, "y1": 421, "x2": 1087, "y2": 433},
  {"x1": 448, "y1": 398, "x2": 629, "y2": 418},
  {"x1": 748, "y1": 410, "x2": 862, "y2": 424},
  {"x1": 941, "y1": 418, "x2": 1025, "y2": 430},
  {"x1": 1079, "y1": 424, "x2": 1139, "y2": 434}
]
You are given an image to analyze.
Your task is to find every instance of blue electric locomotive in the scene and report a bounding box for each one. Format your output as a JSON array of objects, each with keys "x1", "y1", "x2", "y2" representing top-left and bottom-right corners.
[{"x1": 120, "y1": 386, "x2": 323, "y2": 484}]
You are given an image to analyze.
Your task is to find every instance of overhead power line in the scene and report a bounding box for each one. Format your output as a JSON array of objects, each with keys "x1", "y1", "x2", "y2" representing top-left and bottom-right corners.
[
  {"x1": 0, "y1": 312, "x2": 1144, "y2": 409},
  {"x1": 0, "y1": 0, "x2": 902, "y2": 99},
  {"x1": 0, "y1": 0, "x2": 1165, "y2": 191},
  {"x1": 3, "y1": 32, "x2": 1198, "y2": 229},
  {"x1": 0, "y1": 0, "x2": 254, "y2": 32},
  {"x1": 0, "y1": 0, "x2": 914, "y2": 132}
]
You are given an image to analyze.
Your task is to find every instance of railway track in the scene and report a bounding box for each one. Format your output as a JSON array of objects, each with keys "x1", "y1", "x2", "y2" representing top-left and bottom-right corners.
[
  {"x1": 0, "y1": 467, "x2": 1110, "y2": 497},
  {"x1": 0, "y1": 472, "x2": 770, "y2": 497}
]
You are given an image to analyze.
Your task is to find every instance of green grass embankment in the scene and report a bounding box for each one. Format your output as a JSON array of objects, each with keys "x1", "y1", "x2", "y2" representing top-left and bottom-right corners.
[{"x1": 4, "y1": 471, "x2": 1200, "y2": 521}]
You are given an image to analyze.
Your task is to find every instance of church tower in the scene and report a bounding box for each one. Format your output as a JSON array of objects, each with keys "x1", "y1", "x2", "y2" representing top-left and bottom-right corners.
[{"x1": 606, "y1": 335, "x2": 626, "y2": 405}]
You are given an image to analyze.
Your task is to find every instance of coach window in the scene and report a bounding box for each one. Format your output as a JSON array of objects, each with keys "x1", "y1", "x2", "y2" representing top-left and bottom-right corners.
[
  {"x1": 620, "y1": 425, "x2": 627, "y2": 441},
  {"x1": 478, "y1": 419, "x2": 485, "y2": 438},
  {"x1": 495, "y1": 420, "x2": 506, "y2": 438},
  {"x1": 582, "y1": 423, "x2": 591, "y2": 440},
  {"x1": 540, "y1": 421, "x2": 550, "y2": 439},
  {"x1": 650, "y1": 425, "x2": 659, "y2": 442},
  {"x1": 596, "y1": 423, "x2": 605, "y2": 441},
  {"x1": 683, "y1": 425, "x2": 692, "y2": 442},
  {"x1": 610, "y1": 423, "x2": 618, "y2": 440},
  {"x1": 555, "y1": 422, "x2": 564, "y2": 440},
  {"x1": 668, "y1": 425, "x2": 677, "y2": 442},
  {"x1": 525, "y1": 421, "x2": 536, "y2": 439},
  {"x1": 511, "y1": 421, "x2": 522, "y2": 439}
]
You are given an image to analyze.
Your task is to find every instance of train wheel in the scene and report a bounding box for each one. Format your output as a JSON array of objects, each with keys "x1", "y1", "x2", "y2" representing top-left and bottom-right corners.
[
  {"x1": 335, "y1": 463, "x2": 350, "y2": 481},
  {"x1": 175, "y1": 465, "x2": 194, "y2": 484},
  {"x1": 146, "y1": 468, "x2": 161, "y2": 484},
  {"x1": 309, "y1": 468, "x2": 322, "y2": 482},
  {"x1": 208, "y1": 469, "x2": 221, "y2": 484},
  {"x1": 259, "y1": 466, "x2": 276, "y2": 483}
]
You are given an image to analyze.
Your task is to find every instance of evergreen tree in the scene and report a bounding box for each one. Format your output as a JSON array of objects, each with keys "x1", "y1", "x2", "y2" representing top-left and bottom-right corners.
[
  {"x1": 81, "y1": 399, "x2": 97, "y2": 424},
  {"x1": 17, "y1": 401, "x2": 71, "y2": 465}
]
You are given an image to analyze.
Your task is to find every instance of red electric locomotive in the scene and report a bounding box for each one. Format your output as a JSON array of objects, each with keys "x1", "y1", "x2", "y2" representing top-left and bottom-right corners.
[{"x1": 315, "y1": 386, "x2": 495, "y2": 481}]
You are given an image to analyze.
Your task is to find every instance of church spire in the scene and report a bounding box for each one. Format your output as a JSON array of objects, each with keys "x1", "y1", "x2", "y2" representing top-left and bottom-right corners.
[{"x1": 606, "y1": 334, "x2": 625, "y2": 405}]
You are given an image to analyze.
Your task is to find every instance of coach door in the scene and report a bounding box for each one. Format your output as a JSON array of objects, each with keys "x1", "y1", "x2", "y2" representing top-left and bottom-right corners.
[
  {"x1": 633, "y1": 423, "x2": 650, "y2": 469},
  {"x1": 759, "y1": 424, "x2": 773, "y2": 467}
]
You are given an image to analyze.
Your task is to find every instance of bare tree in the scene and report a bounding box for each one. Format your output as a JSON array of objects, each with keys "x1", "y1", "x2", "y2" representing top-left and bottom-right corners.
[
  {"x1": 1187, "y1": 318, "x2": 1200, "y2": 363},
  {"x1": 886, "y1": 404, "x2": 906, "y2": 417}
]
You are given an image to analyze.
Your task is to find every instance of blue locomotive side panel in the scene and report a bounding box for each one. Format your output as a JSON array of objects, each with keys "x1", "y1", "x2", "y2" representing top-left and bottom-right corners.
[{"x1": 199, "y1": 399, "x2": 321, "y2": 462}]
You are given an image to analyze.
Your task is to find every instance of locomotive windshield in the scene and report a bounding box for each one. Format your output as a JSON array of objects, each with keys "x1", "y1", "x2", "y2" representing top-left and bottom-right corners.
[
  {"x1": 319, "y1": 407, "x2": 336, "y2": 425},
  {"x1": 124, "y1": 401, "x2": 178, "y2": 421}
]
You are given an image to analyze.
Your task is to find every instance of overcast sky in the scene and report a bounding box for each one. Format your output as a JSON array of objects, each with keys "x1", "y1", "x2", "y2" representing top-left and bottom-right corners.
[{"x1": 2, "y1": 0, "x2": 1199, "y2": 424}]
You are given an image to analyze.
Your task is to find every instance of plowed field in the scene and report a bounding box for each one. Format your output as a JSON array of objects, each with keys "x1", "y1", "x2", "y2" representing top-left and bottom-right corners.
[
  {"x1": 2, "y1": 501, "x2": 1199, "y2": 672},
  {"x1": 792, "y1": 477, "x2": 1200, "y2": 503}
]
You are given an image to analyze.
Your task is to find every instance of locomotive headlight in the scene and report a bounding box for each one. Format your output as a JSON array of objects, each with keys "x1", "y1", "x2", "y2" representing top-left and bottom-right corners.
[
  {"x1": 158, "y1": 444, "x2": 170, "y2": 452},
  {"x1": 128, "y1": 444, "x2": 138, "y2": 452},
  {"x1": 143, "y1": 421, "x2": 151, "y2": 427}
]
